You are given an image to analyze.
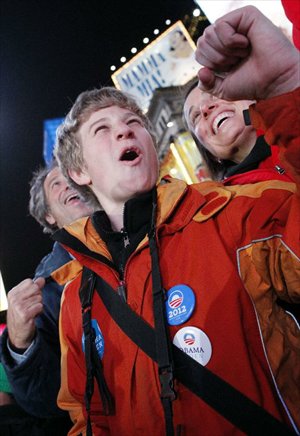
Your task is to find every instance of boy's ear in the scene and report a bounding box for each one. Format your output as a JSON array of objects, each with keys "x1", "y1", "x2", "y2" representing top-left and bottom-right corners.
[{"x1": 68, "y1": 168, "x2": 91, "y2": 186}]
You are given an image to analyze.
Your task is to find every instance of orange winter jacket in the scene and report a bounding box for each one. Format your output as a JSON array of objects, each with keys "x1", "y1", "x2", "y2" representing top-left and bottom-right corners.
[{"x1": 53, "y1": 89, "x2": 300, "y2": 435}]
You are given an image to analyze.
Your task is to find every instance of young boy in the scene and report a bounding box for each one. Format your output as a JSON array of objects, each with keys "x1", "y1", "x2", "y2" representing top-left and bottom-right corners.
[{"x1": 54, "y1": 6, "x2": 300, "y2": 435}]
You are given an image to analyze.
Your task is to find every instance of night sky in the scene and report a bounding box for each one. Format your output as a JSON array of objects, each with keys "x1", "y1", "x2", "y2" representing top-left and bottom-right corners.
[{"x1": 0, "y1": 0, "x2": 201, "y2": 292}]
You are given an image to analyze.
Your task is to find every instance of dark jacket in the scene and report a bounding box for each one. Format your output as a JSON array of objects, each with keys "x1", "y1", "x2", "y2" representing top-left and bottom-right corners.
[{"x1": 0, "y1": 242, "x2": 72, "y2": 423}]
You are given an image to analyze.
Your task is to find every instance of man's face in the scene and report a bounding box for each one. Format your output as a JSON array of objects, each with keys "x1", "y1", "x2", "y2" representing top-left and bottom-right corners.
[
  {"x1": 44, "y1": 167, "x2": 93, "y2": 229},
  {"x1": 71, "y1": 105, "x2": 159, "y2": 214},
  {"x1": 184, "y1": 87, "x2": 255, "y2": 162}
]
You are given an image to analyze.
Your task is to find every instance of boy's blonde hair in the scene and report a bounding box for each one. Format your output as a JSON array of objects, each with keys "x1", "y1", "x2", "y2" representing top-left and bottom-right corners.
[{"x1": 55, "y1": 87, "x2": 157, "y2": 201}]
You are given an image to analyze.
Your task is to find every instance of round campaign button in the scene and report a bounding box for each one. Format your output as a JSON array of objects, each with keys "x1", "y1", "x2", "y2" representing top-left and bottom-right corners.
[
  {"x1": 173, "y1": 326, "x2": 212, "y2": 366},
  {"x1": 165, "y1": 284, "x2": 195, "y2": 325},
  {"x1": 82, "y1": 319, "x2": 104, "y2": 359}
]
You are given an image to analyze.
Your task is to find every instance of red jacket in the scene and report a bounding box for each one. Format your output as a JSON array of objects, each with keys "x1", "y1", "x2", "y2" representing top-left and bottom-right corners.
[
  {"x1": 54, "y1": 89, "x2": 300, "y2": 435},
  {"x1": 282, "y1": 0, "x2": 300, "y2": 50},
  {"x1": 223, "y1": 144, "x2": 295, "y2": 185}
]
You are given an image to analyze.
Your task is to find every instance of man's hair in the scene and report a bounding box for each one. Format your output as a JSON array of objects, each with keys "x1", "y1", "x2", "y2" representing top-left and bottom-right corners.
[
  {"x1": 183, "y1": 80, "x2": 224, "y2": 181},
  {"x1": 29, "y1": 160, "x2": 59, "y2": 234},
  {"x1": 55, "y1": 87, "x2": 157, "y2": 199}
]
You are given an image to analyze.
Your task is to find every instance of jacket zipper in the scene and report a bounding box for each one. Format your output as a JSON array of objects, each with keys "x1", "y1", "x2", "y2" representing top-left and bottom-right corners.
[
  {"x1": 116, "y1": 229, "x2": 152, "y2": 303},
  {"x1": 274, "y1": 164, "x2": 285, "y2": 175},
  {"x1": 120, "y1": 227, "x2": 130, "y2": 248}
]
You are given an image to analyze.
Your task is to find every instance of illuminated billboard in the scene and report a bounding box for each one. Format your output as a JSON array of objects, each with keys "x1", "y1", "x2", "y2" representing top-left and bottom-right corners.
[
  {"x1": 43, "y1": 117, "x2": 64, "y2": 166},
  {"x1": 112, "y1": 21, "x2": 199, "y2": 112}
]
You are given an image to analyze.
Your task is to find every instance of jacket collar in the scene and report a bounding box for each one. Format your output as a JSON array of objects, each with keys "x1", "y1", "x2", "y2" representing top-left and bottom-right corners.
[
  {"x1": 92, "y1": 189, "x2": 154, "y2": 244},
  {"x1": 223, "y1": 136, "x2": 271, "y2": 179},
  {"x1": 52, "y1": 177, "x2": 232, "y2": 271},
  {"x1": 34, "y1": 241, "x2": 71, "y2": 278}
]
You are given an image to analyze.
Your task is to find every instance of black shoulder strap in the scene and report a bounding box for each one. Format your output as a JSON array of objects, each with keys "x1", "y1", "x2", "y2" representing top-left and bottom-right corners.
[
  {"x1": 89, "y1": 269, "x2": 294, "y2": 436},
  {"x1": 149, "y1": 192, "x2": 176, "y2": 436},
  {"x1": 79, "y1": 268, "x2": 115, "y2": 436}
]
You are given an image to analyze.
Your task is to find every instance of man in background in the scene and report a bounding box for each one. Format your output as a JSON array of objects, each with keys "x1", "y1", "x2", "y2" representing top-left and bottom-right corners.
[{"x1": 0, "y1": 161, "x2": 95, "y2": 434}]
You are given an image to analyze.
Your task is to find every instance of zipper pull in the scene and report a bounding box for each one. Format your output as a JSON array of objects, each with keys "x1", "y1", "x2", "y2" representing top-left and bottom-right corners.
[
  {"x1": 117, "y1": 280, "x2": 127, "y2": 302},
  {"x1": 121, "y1": 228, "x2": 130, "y2": 248},
  {"x1": 275, "y1": 165, "x2": 285, "y2": 175}
]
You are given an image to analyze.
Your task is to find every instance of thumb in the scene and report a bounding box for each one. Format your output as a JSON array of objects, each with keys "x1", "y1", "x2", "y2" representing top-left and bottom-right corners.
[
  {"x1": 33, "y1": 276, "x2": 46, "y2": 290},
  {"x1": 197, "y1": 68, "x2": 226, "y2": 99},
  {"x1": 197, "y1": 67, "x2": 216, "y2": 90}
]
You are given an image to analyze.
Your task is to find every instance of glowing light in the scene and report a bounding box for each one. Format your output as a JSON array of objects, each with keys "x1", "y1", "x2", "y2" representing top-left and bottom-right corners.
[
  {"x1": 153, "y1": 29, "x2": 159, "y2": 35},
  {"x1": 165, "y1": 19, "x2": 171, "y2": 25},
  {"x1": 0, "y1": 271, "x2": 7, "y2": 311},
  {"x1": 120, "y1": 56, "x2": 126, "y2": 63},
  {"x1": 170, "y1": 143, "x2": 193, "y2": 184},
  {"x1": 193, "y1": 8, "x2": 201, "y2": 17},
  {"x1": 131, "y1": 47, "x2": 137, "y2": 54},
  {"x1": 110, "y1": 65, "x2": 116, "y2": 71},
  {"x1": 143, "y1": 37, "x2": 149, "y2": 44},
  {"x1": 167, "y1": 121, "x2": 174, "y2": 128}
]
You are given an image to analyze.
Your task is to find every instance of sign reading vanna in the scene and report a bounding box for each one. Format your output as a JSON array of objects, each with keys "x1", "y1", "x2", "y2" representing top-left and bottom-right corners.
[{"x1": 111, "y1": 21, "x2": 199, "y2": 112}]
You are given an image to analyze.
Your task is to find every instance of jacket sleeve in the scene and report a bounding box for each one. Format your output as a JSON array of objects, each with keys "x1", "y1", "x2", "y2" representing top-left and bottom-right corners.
[
  {"x1": 249, "y1": 87, "x2": 300, "y2": 187},
  {"x1": 0, "y1": 280, "x2": 69, "y2": 419},
  {"x1": 229, "y1": 88, "x2": 300, "y2": 305},
  {"x1": 219, "y1": 90, "x2": 300, "y2": 426}
]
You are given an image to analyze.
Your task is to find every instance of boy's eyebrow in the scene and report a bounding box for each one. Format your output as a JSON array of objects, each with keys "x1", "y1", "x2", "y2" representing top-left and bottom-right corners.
[
  {"x1": 88, "y1": 117, "x2": 108, "y2": 133},
  {"x1": 88, "y1": 111, "x2": 139, "y2": 133}
]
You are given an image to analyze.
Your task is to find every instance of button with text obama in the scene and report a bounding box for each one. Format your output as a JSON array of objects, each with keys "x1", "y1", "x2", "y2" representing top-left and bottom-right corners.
[{"x1": 173, "y1": 326, "x2": 212, "y2": 366}]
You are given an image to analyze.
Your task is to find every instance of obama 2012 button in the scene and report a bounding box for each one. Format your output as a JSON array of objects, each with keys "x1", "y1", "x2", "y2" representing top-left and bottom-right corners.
[{"x1": 165, "y1": 284, "x2": 195, "y2": 325}]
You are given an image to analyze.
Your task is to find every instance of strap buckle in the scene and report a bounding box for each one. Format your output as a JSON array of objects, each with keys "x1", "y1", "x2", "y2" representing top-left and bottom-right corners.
[{"x1": 159, "y1": 368, "x2": 176, "y2": 401}]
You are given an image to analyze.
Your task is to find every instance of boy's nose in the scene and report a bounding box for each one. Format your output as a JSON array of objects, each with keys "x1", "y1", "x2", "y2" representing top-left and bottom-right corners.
[{"x1": 116, "y1": 123, "x2": 134, "y2": 139}]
